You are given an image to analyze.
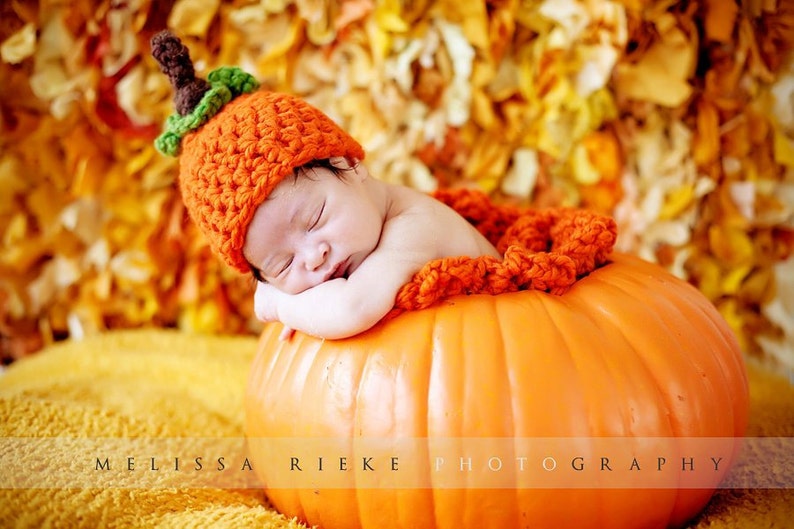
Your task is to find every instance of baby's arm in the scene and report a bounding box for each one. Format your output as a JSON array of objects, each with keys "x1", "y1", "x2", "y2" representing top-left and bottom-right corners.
[
  {"x1": 257, "y1": 249, "x2": 429, "y2": 339},
  {"x1": 255, "y1": 214, "x2": 437, "y2": 339}
]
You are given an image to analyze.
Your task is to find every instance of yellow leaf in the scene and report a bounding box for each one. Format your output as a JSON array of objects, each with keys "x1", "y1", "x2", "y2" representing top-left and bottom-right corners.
[
  {"x1": 1, "y1": 22, "x2": 36, "y2": 64},
  {"x1": 470, "y1": 88, "x2": 497, "y2": 129},
  {"x1": 436, "y1": 0, "x2": 489, "y2": 49},
  {"x1": 772, "y1": 125, "x2": 794, "y2": 167},
  {"x1": 739, "y1": 268, "x2": 773, "y2": 304},
  {"x1": 168, "y1": 0, "x2": 221, "y2": 37},
  {"x1": 575, "y1": 44, "x2": 619, "y2": 97},
  {"x1": 0, "y1": 155, "x2": 30, "y2": 210},
  {"x1": 374, "y1": 0, "x2": 408, "y2": 33},
  {"x1": 688, "y1": 256, "x2": 722, "y2": 301},
  {"x1": 703, "y1": 0, "x2": 738, "y2": 43},
  {"x1": 179, "y1": 302, "x2": 222, "y2": 334},
  {"x1": 501, "y1": 148, "x2": 539, "y2": 198},
  {"x1": 721, "y1": 264, "x2": 753, "y2": 295},
  {"x1": 3, "y1": 213, "x2": 28, "y2": 246},
  {"x1": 571, "y1": 143, "x2": 600, "y2": 185},
  {"x1": 709, "y1": 225, "x2": 755, "y2": 267},
  {"x1": 659, "y1": 184, "x2": 694, "y2": 220},
  {"x1": 26, "y1": 185, "x2": 65, "y2": 233},
  {"x1": 614, "y1": 15, "x2": 696, "y2": 107},
  {"x1": 582, "y1": 130, "x2": 622, "y2": 182},
  {"x1": 464, "y1": 136, "x2": 511, "y2": 186},
  {"x1": 693, "y1": 100, "x2": 720, "y2": 166},
  {"x1": 717, "y1": 298, "x2": 749, "y2": 352}
]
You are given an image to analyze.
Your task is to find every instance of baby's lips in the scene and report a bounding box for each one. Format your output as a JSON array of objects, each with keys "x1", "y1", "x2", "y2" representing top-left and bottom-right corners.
[{"x1": 325, "y1": 258, "x2": 349, "y2": 281}]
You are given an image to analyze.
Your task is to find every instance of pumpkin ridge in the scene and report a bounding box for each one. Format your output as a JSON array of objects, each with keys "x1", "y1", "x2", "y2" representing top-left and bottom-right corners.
[
  {"x1": 566, "y1": 284, "x2": 680, "y2": 527},
  {"x1": 566, "y1": 270, "x2": 688, "y2": 522},
  {"x1": 566, "y1": 270, "x2": 678, "y2": 437},
  {"x1": 594, "y1": 311, "x2": 673, "y2": 438},
  {"x1": 647, "y1": 272, "x2": 748, "y2": 437},
  {"x1": 489, "y1": 294, "x2": 525, "y2": 518},
  {"x1": 557, "y1": 292, "x2": 642, "y2": 437},
  {"x1": 491, "y1": 295, "x2": 517, "y2": 437},
  {"x1": 529, "y1": 292, "x2": 593, "y2": 437},
  {"x1": 546, "y1": 295, "x2": 611, "y2": 438},
  {"x1": 580, "y1": 261, "x2": 747, "y2": 524},
  {"x1": 578, "y1": 274, "x2": 689, "y2": 436},
  {"x1": 643, "y1": 270, "x2": 749, "y2": 437},
  {"x1": 597, "y1": 261, "x2": 741, "y2": 436},
  {"x1": 651, "y1": 290, "x2": 735, "y2": 435},
  {"x1": 626, "y1": 284, "x2": 739, "y2": 526},
  {"x1": 472, "y1": 296, "x2": 513, "y2": 435}
]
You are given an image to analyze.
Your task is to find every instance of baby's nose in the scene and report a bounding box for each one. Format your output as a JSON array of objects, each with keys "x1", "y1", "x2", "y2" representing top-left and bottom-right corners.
[{"x1": 305, "y1": 241, "x2": 329, "y2": 271}]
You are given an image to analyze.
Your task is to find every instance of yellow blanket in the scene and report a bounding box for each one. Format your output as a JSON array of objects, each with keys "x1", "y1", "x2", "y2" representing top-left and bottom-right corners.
[{"x1": 1, "y1": 330, "x2": 791, "y2": 528}]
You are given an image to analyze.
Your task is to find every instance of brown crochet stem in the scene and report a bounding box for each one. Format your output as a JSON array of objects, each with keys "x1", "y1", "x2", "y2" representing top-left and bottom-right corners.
[
  {"x1": 386, "y1": 188, "x2": 618, "y2": 319},
  {"x1": 150, "y1": 30, "x2": 210, "y2": 116}
]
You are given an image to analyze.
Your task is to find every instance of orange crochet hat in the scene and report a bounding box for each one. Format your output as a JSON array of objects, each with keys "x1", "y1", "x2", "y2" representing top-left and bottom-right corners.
[{"x1": 151, "y1": 31, "x2": 365, "y2": 273}]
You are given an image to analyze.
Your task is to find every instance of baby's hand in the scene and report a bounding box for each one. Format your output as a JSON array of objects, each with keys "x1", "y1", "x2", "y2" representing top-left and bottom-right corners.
[
  {"x1": 254, "y1": 281, "x2": 295, "y2": 341},
  {"x1": 253, "y1": 281, "x2": 279, "y2": 322}
]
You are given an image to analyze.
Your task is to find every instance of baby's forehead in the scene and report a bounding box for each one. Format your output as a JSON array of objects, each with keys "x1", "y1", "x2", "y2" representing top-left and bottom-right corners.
[
  {"x1": 272, "y1": 165, "x2": 325, "y2": 193},
  {"x1": 268, "y1": 164, "x2": 349, "y2": 208},
  {"x1": 268, "y1": 171, "x2": 315, "y2": 203}
]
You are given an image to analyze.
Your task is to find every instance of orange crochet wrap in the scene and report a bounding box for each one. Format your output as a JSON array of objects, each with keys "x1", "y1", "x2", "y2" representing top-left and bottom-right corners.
[{"x1": 388, "y1": 188, "x2": 618, "y2": 318}]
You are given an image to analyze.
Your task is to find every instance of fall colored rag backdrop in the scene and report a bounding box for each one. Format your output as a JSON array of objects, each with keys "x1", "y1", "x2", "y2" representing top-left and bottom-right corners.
[{"x1": 0, "y1": 0, "x2": 793, "y2": 370}]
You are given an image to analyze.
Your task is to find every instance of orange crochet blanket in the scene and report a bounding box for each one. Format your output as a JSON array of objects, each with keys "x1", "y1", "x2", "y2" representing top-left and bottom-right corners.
[{"x1": 391, "y1": 188, "x2": 618, "y2": 316}]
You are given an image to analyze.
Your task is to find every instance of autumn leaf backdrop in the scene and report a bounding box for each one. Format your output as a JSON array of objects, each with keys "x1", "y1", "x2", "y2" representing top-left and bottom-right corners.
[{"x1": 1, "y1": 0, "x2": 793, "y2": 371}]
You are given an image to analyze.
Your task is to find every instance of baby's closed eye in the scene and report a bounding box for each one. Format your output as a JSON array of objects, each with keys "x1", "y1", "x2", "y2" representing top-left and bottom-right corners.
[
  {"x1": 276, "y1": 256, "x2": 294, "y2": 277},
  {"x1": 308, "y1": 201, "x2": 325, "y2": 231}
]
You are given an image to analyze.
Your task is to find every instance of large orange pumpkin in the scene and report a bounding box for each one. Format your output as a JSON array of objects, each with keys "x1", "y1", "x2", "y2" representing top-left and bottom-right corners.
[{"x1": 245, "y1": 191, "x2": 749, "y2": 529}]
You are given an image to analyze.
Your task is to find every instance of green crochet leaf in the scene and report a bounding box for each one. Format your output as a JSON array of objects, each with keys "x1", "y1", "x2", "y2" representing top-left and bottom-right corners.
[{"x1": 154, "y1": 67, "x2": 260, "y2": 157}]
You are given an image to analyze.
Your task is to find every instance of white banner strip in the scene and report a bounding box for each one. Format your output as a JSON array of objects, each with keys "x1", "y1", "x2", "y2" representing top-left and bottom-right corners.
[{"x1": 1, "y1": 437, "x2": 791, "y2": 489}]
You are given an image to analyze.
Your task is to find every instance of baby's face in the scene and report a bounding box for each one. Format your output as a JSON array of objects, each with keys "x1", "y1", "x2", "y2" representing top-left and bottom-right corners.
[{"x1": 243, "y1": 160, "x2": 383, "y2": 294}]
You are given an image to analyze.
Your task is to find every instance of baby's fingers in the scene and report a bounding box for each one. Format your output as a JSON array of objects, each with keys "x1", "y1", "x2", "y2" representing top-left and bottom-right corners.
[{"x1": 254, "y1": 281, "x2": 278, "y2": 322}]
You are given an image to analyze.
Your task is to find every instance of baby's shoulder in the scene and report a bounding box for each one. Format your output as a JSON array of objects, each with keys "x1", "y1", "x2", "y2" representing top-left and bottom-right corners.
[
  {"x1": 382, "y1": 186, "x2": 471, "y2": 244},
  {"x1": 377, "y1": 184, "x2": 499, "y2": 260},
  {"x1": 384, "y1": 185, "x2": 445, "y2": 219},
  {"x1": 378, "y1": 186, "x2": 444, "y2": 241}
]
